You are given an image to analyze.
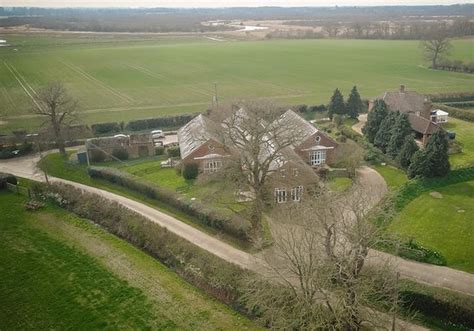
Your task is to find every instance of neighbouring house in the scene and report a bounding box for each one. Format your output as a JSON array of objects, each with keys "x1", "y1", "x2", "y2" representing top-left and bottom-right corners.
[
  {"x1": 177, "y1": 114, "x2": 230, "y2": 174},
  {"x1": 369, "y1": 85, "x2": 444, "y2": 145},
  {"x1": 276, "y1": 109, "x2": 339, "y2": 167},
  {"x1": 85, "y1": 133, "x2": 154, "y2": 161},
  {"x1": 177, "y1": 109, "x2": 338, "y2": 203}
]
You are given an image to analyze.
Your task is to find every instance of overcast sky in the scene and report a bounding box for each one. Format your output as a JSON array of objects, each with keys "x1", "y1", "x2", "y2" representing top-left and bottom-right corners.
[{"x1": 1, "y1": 0, "x2": 469, "y2": 8}]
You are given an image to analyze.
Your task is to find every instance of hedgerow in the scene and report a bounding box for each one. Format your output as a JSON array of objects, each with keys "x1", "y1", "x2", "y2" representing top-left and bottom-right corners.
[
  {"x1": 87, "y1": 166, "x2": 251, "y2": 241},
  {"x1": 394, "y1": 167, "x2": 474, "y2": 211},
  {"x1": 432, "y1": 103, "x2": 474, "y2": 122},
  {"x1": 31, "y1": 182, "x2": 250, "y2": 307}
]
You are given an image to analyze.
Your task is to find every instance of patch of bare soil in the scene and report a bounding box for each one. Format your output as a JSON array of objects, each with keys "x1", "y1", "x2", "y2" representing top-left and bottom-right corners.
[{"x1": 430, "y1": 191, "x2": 443, "y2": 199}]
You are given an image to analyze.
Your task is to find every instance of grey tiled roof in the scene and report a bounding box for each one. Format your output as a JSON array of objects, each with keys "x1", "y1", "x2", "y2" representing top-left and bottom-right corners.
[
  {"x1": 379, "y1": 90, "x2": 429, "y2": 114},
  {"x1": 408, "y1": 114, "x2": 441, "y2": 135},
  {"x1": 177, "y1": 114, "x2": 216, "y2": 159},
  {"x1": 275, "y1": 109, "x2": 318, "y2": 146}
]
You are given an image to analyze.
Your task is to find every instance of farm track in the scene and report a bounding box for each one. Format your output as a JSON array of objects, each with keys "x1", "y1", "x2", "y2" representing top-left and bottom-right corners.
[
  {"x1": 61, "y1": 60, "x2": 134, "y2": 104},
  {"x1": 3, "y1": 61, "x2": 42, "y2": 109}
]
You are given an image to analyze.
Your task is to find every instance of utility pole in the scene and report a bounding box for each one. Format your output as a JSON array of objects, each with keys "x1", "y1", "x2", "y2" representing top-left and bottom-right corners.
[{"x1": 213, "y1": 82, "x2": 219, "y2": 109}]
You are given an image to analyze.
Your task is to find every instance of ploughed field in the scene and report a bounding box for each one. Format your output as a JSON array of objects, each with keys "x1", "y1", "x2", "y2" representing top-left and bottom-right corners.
[{"x1": 0, "y1": 35, "x2": 473, "y2": 131}]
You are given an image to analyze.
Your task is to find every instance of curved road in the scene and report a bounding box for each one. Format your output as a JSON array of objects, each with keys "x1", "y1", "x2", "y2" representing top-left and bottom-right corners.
[{"x1": 1, "y1": 153, "x2": 473, "y2": 297}]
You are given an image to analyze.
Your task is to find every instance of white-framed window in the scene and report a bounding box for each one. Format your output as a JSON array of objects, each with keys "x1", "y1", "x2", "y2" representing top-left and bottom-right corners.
[
  {"x1": 291, "y1": 186, "x2": 304, "y2": 202},
  {"x1": 315, "y1": 135, "x2": 321, "y2": 143},
  {"x1": 293, "y1": 168, "x2": 299, "y2": 177},
  {"x1": 275, "y1": 188, "x2": 287, "y2": 204},
  {"x1": 204, "y1": 159, "x2": 222, "y2": 173},
  {"x1": 310, "y1": 150, "x2": 326, "y2": 166}
]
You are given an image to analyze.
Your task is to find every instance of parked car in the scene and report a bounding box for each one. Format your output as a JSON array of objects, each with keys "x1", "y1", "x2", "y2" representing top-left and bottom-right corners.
[{"x1": 151, "y1": 129, "x2": 164, "y2": 139}]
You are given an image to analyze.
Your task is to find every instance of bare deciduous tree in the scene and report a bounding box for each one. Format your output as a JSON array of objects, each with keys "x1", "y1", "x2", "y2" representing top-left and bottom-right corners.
[
  {"x1": 421, "y1": 31, "x2": 452, "y2": 69},
  {"x1": 209, "y1": 101, "x2": 310, "y2": 242},
  {"x1": 243, "y1": 185, "x2": 400, "y2": 329},
  {"x1": 332, "y1": 141, "x2": 364, "y2": 179},
  {"x1": 32, "y1": 82, "x2": 77, "y2": 155}
]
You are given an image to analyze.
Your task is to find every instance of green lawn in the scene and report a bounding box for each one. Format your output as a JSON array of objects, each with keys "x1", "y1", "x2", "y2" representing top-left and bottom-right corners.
[
  {"x1": 118, "y1": 158, "x2": 246, "y2": 212},
  {"x1": 444, "y1": 118, "x2": 474, "y2": 169},
  {"x1": 328, "y1": 177, "x2": 353, "y2": 192},
  {"x1": 0, "y1": 191, "x2": 257, "y2": 330},
  {"x1": 39, "y1": 152, "x2": 253, "y2": 251},
  {"x1": 371, "y1": 164, "x2": 409, "y2": 189},
  {"x1": 1, "y1": 36, "x2": 473, "y2": 132},
  {"x1": 388, "y1": 181, "x2": 474, "y2": 273}
]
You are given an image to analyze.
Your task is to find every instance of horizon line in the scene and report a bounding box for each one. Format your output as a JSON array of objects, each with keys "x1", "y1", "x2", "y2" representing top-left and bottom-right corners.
[{"x1": 1, "y1": 3, "x2": 472, "y2": 9}]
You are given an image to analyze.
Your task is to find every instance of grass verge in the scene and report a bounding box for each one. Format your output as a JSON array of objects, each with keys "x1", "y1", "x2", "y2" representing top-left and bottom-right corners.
[
  {"x1": 0, "y1": 191, "x2": 257, "y2": 330},
  {"x1": 38, "y1": 152, "x2": 256, "y2": 252}
]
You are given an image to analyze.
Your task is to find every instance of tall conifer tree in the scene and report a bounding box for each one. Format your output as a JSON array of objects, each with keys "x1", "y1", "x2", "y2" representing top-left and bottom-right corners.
[
  {"x1": 328, "y1": 88, "x2": 346, "y2": 120},
  {"x1": 363, "y1": 99, "x2": 388, "y2": 143},
  {"x1": 387, "y1": 113, "x2": 412, "y2": 158},
  {"x1": 346, "y1": 86, "x2": 364, "y2": 119}
]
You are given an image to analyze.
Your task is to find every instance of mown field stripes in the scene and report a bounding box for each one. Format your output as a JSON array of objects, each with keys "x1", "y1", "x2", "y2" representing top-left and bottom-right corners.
[
  {"x1": 3, "y1": 61, "x2": 41, "y2": 109},
  {"x1": 61, "y1": 60, "x2": 134, "y2": 104}
]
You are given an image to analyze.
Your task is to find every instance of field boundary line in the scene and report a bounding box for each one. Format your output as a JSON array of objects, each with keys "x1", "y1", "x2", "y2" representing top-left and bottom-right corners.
[
  {"x1": 61, "y1": 60, "x2": 134, "y2": 104},
  {"x1": 3, "y1": 61, "x2": 42, "y2": 110}
]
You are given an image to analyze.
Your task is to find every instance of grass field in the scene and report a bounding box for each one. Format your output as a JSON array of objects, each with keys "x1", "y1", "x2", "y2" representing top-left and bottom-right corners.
[
  {"x1": 388, "y1": 181, "x2": 474, "y2": 273},
  {"x1": 0, "y1": 35, "x2": 473, "y2": 132},
  {"x1": 0, "y1": 191, "x2": 257, "y2": 330},
  {"x1": 445, "y1": 118, "x2": 474, "y2": 169}
]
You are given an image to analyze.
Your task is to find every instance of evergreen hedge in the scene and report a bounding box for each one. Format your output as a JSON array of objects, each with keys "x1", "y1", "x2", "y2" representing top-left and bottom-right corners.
[
  {"x1": 87, "y1": 166, "x2": 251, "y2": 241},
  {"x1": 91, "y1": 122, "x2": 121, "y2": 135},
  {"x1": 126, "y1": 114, "x2": 195, "y2": 131}
]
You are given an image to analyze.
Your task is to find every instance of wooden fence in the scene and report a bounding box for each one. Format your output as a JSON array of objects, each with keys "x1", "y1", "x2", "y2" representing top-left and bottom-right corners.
[{"x1": 6, "y1": 183, "x2": 32, "y2": 198}]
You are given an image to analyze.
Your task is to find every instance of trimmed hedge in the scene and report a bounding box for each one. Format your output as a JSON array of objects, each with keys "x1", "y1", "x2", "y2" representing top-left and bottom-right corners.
[
  {"x1": 378, "y1": 238, "x2": 446, "y2": 266},
  {"x1": 429, "y1": 92, "x2": 474, "y2": 103},
  {"x1": 91, "y1": 122, "x2": 121, "y2": 135},
  {"x1": 433, "y1": 103, "x2": 474, "y2": 122},
  {"x1": 87, "y1": 166, "x2": 251, "y2": 241},
  {"x1": 126, "y1": 114, "x2": 195, "y2": 132},
  {"x1": 400, "y1": 280, "x2": 474, "y2": 330},
  {"x1": 182, "y1": 163, "x2": 199, "y2": 180},
  {"x1": 31, "y1": 182, "x2": 251, "y2": 307},
  {"x1": 443, "y1": 101, "x2": 474, "y2": 109}
]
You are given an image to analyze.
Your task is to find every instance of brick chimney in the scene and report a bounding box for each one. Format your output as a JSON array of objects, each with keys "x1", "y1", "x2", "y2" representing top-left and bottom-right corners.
[
  {"x1": 422, "y1": 98, "x2": 432, "y2": 119},
  {"x1": 400, "y1": 85, "x2": 405, "y2": 93}
]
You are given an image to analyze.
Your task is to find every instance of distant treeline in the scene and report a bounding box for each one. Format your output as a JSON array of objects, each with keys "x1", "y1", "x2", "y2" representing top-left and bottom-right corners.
[
  {"x1": 273, "y1": 18, "x2": 473, "y2": 40},
  {"x1": 0, "y1": 5, "x2": 472, "y2": 34}
]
